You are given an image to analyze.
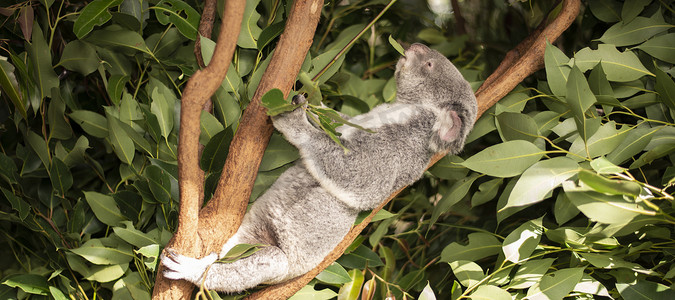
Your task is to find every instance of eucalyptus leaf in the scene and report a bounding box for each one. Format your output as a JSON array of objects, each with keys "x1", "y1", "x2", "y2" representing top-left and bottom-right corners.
[
  {"x1": 83, "y1": 191, "x2": 127, "y2": 226},
  {"x1": 461, "y1": 140, "x2": 545, "y2": 177},
  {"x1": 598, "y1": 15, "x2": 672, "y2": 46},
  {"x1": 73, "y1": 0, "x2": 124, "y2": 38}
]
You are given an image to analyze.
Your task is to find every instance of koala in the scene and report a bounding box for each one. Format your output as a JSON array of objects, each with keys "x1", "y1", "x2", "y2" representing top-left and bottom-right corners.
[{"x1": 160, "y1": 43, "x2": 477, "y2": 293}]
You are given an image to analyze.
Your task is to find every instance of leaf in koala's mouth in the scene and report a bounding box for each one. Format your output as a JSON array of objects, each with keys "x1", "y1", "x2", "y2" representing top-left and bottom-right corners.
[
  {"x1": 261, "y1": 88, "x2": 303, "y2": 116},
  {"x1": 389, "y1": 35, "x2": 406, "y2": 57}
]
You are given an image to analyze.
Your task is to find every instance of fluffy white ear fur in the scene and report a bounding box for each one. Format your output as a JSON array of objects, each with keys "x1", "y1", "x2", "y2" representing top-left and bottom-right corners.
[{"x1": 160, "y1": 43, "x2": 477, "y2": 293}]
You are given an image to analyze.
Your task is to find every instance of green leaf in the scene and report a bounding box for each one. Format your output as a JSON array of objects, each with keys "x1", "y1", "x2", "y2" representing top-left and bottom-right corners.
[
  {"x1": 58, "y1": 40, "x2": 100, "y2": 75},
  {"x1": 337, "y1": 269, "x2": 364, "y2": 300},
  {"x1": 0, "y1": 56, "x2": 26, "y2": 119},
  {"x1": 150, "y1": 87, "x2": 174, "y2": 139},
  {"x1": 563, "y1": 181, "x2": 653, "y2": 224},
  {"x1": 654, "y1": 63, "x2": 675, "y2": 110},
  {"x1": 145, "y1": 165, "x2": 172, "y2": 204},
  {"x1": 388, "y1": 35, "x2": 406, "y2": 56},
  {"x1": 113, "y1": 221, "x2": 158, "y2": 248},
  {"x1": 27, "y1": 22, "x2": 59, "y2": 101},
  {"x1": 199, "y1": 111, "x2": 224, "y2": 145},
  {"x1": 616, "y1": 281, "x2": 675, "y2": 300},
  {"x1": 606, "y1": 124, "x2": 659, "y2": 164},
  {"x1": 449, "y1": 260, "x2": 484, "y2": 288},
  {"x1": 289, "y1": 284, "x2": 338, "y2": 300},
  {"x1": 590, "y1": 157, "x2": 625, "y2": 174},
  {"x1": 107, "y1": 75, "x2": 129, "y2": 105},
  {"x1": 440, "y1": 232, "x2": 501, "y2": 263},
  {"x1": 544, "y1": 41, "x2": 571, "y2": 97},
  {"x1": 461, "y1": 140, "x2": 545, "y2": 177},
  {"x1": 502, "y1": 217, "x2": 544, "y2": 263},
  {"x1": 503, "y1": 157, "x2": 578, "y2": 210},
  {"x1": 73, "y1": 0, "x2": 123, "y2": 38},
  {"x1": 578, "y1": 170, "x2": 641, "y2": 196},
  {"x1": 336, "y1": 245, "x2": 384, "y2": 269},
  {"x1": 579, "y1": 253, "x2": 654, "y2": 274},
  {"x1": 382, "y1": 77, "x2": 397, "y2": 103},
  {"x1": 49, "y1": 158, "x2": 73, "y2": 196},
  {"x1": 470, "y1": 285, "x2": 511, "y2": 300},
  {"x1": 568, "y1": 121, "x2": 630, "y2": 160},
  {"x1": 573, "y1": 44, "x2": 653, "y2": 82},
  {"x1": 200, "y1": 128, "x2": 233, "y2": 173},
  {"x1": 2, "y1": 274, "x2": 48, "y2": 295},
  {"x1": 257, "y1": 20, "x2": 286, "y2": 50},
  {"x1": 237, "y1": 0, "x2": 263, "y2": 49},
  {"x1": 566, "y1": 65, "x2": 597, "y2": 143},
  {"x1": 588, "y1": 0, "x2": 621, "y2": 23},
  {"x1": 261, "y1": 88, "x2": 297, "y2": 116},
  {"x1": 69, "y1": 110, "x2": 109, "y2": 138},
  {"x1": 496, "y1": 112, "x2": 540, "y2": 143},
  {"x1": 153, "y1": 0, "x2": 200, "y2": 40},
  {"x1": 419, "y1": 282, "x2": 438, "y2": 300},
  {"x1": 573, "y1": 274, "x2": 611, "y2": 297},
  {"x1": 25, "y1": 130, "x2": 50, "y2": 168},
  {"x1": 526, "y1": 268, "x2": 584, "y2": 300},
  {"x1": 554, "y1": 193, "x2": 580, "y2": 225},
  {"x1": 620, "y1": 0, "x2": 651, "y2": 23},
  {"x1": 107, "y1": 113, "x2": 135, "y2": 164},
  {"x1": 212, "y1": 87, "x2": 241, "y2": 127},
  {"x1": 218, "y1": 243, "x2": 267, "y2": 263},
  {"x1": 83, "y1": 191, "x2": 127, "y2": 226},
  {"x1": 70, "y1": 239, "x2": 134, "y2": 265},
  {"x1": 316, "y1": 262, "x2": 351, "y2": 285},
  {"x1": 429, "y1": 155, "x2": 468, "y2": 180},
  {"x1": 86, "y1": 264, "x2": 128, "y2": 282},
  {"x1": 598, "y1": 15, "x2": 673, "y2": 47},
  {"x1": 635, "y1": 33, "x2": 675, "y2": 63},
  {"x1": 431, "y1": 173, "x2": 480, "y2": 225},
  {"x1": 471, "y1": 178, "x2": 502, "y2": 207},
  {"x1": 508, "y1": 258, "x2": 556, "y2": 289},
  {"x1": 0, "y1": 187, "x2": 30, "y2": 220},
  {"x1": 86, "y1": 26, "x2": 151, "y2": 54}
]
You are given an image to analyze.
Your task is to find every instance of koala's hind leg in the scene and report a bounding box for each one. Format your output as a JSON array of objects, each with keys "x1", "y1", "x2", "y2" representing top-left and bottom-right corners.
[{"x1": 162, "y1": 245, "x2": 289, "y2": 293}]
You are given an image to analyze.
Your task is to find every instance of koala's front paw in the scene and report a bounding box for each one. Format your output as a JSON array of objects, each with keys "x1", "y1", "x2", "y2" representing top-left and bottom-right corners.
[
  {"x1": 291, "y1": 94, "x2": 307, "y2": 106},
  {"x1": 161, "y1": 248, "x2": 218, "y2": 284}
]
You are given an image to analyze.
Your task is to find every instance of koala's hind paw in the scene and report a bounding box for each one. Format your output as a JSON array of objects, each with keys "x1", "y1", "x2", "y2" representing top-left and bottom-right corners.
[
  {"x1": 161, "y1": 248, "x2": 218, "y2": 284},
  {"x1": 291, "y1": 94, "x2": 307, "y2": 105}
]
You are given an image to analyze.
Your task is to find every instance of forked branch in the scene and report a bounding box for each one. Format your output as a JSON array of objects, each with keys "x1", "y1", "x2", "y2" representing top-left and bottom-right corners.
[{"x1": 152, "y1": 0, "x2": 246, "y2": 298}]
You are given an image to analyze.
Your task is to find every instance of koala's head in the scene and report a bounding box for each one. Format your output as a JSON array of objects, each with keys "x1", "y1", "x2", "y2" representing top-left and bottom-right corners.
[{"x1": 394, "y1": 43, "x2": 477, "y2": 151}]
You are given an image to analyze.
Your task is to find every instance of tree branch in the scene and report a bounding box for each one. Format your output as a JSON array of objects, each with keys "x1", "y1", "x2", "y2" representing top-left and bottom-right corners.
[
  {"x1": 195, "y1": 0, "x2": 218, "y2": 69},
  {"x1": 246, "y1": 0, "x2": 580, "y2": 298},
  {"x1": 152, "y1": 0, "x2": 246, "y2": 298}
]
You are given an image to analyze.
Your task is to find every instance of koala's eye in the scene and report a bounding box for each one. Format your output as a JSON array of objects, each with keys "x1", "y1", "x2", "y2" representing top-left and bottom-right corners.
[{"x1": 426, "y1": 61, "x2": 433, "y2": 68}]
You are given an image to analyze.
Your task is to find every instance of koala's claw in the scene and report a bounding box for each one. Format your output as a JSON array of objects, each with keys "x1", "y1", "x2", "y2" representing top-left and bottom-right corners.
[{"x1": 160, "y1": 248, "x2": 218, "y2": 283}]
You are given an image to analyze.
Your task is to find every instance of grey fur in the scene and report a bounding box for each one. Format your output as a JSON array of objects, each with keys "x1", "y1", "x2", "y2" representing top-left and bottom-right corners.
[{"x1": 160, "y1": 43, "x2": 477, "y2": 293}]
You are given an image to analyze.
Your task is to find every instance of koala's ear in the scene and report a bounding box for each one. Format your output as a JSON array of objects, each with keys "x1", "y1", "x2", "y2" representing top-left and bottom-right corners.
[{"x1": 438, "y1": 110, "x2": 462, "y2": 142}]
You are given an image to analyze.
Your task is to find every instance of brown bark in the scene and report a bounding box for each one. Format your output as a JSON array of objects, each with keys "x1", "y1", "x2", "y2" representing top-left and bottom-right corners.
[
  {"x1": 152, "y1": 0, "x2": 246, "y2": 298},
  {"x1": 195, "y1": 0, "x2": 218, "y2": 69},
  {"x1": 246, "y1": 0, "x2": 580, "y2": 299}
]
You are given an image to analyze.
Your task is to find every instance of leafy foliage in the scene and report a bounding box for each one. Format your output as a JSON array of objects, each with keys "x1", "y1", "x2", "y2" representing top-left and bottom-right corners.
[{"x1": 0, "y1": 0, "x2": 673, "y2": 299}]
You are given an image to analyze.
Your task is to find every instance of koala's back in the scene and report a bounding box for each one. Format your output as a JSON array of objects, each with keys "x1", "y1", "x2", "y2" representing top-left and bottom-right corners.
[{"x1": 237, "y1": 164, "x2": 358, "y2": 282}]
